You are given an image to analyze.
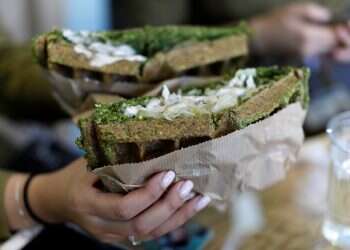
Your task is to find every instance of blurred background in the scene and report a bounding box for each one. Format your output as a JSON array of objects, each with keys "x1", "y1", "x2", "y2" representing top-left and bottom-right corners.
[
  {"x1": 1, "y1": 1, "x2": 350, "y2": 249},
  {"x1": 0, "y1": 0, "x2": 350, "y2": 182},
  {"x1": 0, "y1": 0, "x2": 348, "y2": 174}
]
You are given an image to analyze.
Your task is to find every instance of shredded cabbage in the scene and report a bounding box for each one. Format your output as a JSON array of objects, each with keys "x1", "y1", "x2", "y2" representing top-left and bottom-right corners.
[
  {"x1": 63, "y1": 29, "x2": 147, "y2": 67},
  {"x1": 123, "y1": 68, "x2": 257, "y2": 120}
]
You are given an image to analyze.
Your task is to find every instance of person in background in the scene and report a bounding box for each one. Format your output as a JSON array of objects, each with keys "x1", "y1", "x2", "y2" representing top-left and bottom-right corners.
[
  {"x1": 0, "y1": 159, "x2": 210, "y2": 243},
  {"x1": 113, "y1": 0, "x2": 346, "y2": 59},
  {"x1": 114, "y1": 0, "x2": 350, "y2": 134}
]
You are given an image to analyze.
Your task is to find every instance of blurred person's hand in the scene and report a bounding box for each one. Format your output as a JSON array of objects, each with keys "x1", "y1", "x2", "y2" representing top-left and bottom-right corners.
[
  {"x1": 5, "y1": 158, "x2": 210, "y2": 244},
  {"x1": 332, "y1": 23, "x2": 350, "y2": 62},
  {"x1": 250, "y1": 3, "x2": 337, "y2": 58}
]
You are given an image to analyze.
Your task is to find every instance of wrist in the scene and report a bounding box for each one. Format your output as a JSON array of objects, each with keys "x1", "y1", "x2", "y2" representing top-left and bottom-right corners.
[
  {"x1": 4, "y1": 174, "x2": 36, "y2": 230},
  {"x1": 29, "y1": 172, "x2": 67, "y2": 224}
]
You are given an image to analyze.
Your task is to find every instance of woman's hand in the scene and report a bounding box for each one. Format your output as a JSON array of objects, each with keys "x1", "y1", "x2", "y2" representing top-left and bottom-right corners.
[
  {"x1": 8, "y1": 158, "x2": 210, "y2": 243},
  {"x1": 250, "y1": 3, "x2": 337, "y2": 58}
]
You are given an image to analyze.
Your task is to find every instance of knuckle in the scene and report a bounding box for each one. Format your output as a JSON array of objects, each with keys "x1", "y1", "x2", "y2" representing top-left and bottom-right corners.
[
  {"x1": 99, "y1": 234, "x2": 116, "y2": 243},
  {"x1": 100, "y1": 238, "x2": 113, "y2": 244},
  {"x1": 179, "y1": 206, "x2": 196, "y2": 223},
  {"x1": 114, "y1": 202, "x2": 134, "y2": 220},
  {"x1": 164, "y1": 197, "x2": 182, "y2": 213},
  {"x1": 145, "y1": 185, "x2": 161, "y2": 201},
  {"x1": 133, "y1": 219, "x2": 149, "y2": 237},
  {"x1": 178, "y1": 212, "x2": 191, "y2": 225},
  {"x1": 118, "y1": 209, "x2": 133, "y2": 220}
]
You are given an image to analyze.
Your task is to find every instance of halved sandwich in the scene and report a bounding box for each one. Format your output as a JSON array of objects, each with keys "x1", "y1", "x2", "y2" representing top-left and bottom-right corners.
[
  {"x1": 33, "y1": 24, "x2": 249, "y2": 84},
  {"x1": 78, "y1": 66, "x2": 309, "y2": 169}
]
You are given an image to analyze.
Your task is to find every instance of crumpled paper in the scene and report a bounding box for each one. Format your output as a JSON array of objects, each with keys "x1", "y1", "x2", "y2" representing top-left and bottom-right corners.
[
  {"x1": 48, "y1": 71, "x2": 157, "y2": 115},
  {"x1": 93, "y1": 103, "x2": 306, "y2": 206}
]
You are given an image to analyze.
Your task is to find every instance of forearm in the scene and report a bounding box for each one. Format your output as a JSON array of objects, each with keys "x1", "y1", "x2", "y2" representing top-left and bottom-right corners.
[
  {"x1": 4, "y1": 174, "x2": 36, "y2": 232},
  {"x1": 28, "y1": 171, "x2": 68, "y2": 224},
  {"x1": 4, "y1": 170, "x2": 69, "y2": 233}
]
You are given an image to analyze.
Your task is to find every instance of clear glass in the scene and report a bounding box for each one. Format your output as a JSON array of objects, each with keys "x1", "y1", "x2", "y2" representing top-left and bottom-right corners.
[{"x1": 323, "y1": 111, "x2": 350, "y2": 247}]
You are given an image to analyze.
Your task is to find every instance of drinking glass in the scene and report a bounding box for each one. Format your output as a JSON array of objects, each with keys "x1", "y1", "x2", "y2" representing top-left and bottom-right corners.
[{"x1": 323, "y1": 111, "x2": 350, "y2": 247}]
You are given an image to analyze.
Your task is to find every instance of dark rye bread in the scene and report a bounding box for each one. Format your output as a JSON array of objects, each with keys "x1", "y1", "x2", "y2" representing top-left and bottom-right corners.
[
  {"x1": 33, "y1": 25, "x2": 249, "y2": 84},
  {"x1": 78, "y1": 67, "x2": 309, "y2": 169}
]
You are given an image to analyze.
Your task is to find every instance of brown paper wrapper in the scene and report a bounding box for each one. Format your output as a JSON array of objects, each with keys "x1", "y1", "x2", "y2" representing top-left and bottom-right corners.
[
  {"x1": 48, "y1": 71, "x2": 157, "y2": 115},
  {"x1": 93, "y1": 103, "x2": 306, "y2": 206}
]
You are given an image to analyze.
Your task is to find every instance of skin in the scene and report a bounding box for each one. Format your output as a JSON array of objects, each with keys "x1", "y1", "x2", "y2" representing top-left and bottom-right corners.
[
  {"x1": 4, "y1": 158, "x2": 211, "y2": 244},
  {"x1": 332, "y1": 23, "x2": 350, "y2": 62},
  {"x1": 250, "y1": 3, "x2": 338, "y2": 58}
]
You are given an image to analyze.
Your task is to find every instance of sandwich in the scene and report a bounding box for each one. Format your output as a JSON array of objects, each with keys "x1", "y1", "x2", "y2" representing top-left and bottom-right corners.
[
  {"x1": 77, "y1": 66, "x2": 309, "y2": 169},
  {"x1": 33, "y1": 24, "x2": 249, "y2": 84}
]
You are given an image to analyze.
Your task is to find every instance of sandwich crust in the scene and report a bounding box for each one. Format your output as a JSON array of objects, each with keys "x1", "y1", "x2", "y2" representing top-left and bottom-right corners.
[
  {"x1": 33, "y1": 25, "x2": 249, "y2": 83},
  {"x1": 78, "y1": 67, "x2": 309, "y2": 168}
]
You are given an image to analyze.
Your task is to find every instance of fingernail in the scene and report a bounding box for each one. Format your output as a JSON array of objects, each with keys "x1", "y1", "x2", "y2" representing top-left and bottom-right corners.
[
  {"x1": 184, "y1": 192, "x2": 196, "y2": 201},
  {"x1": 161, "y1": 171, "x2": 175, "y2": 189},
  {"x1": 179, "y1": 180, "x2": 194, "y2": 199},
  {"x1": 195, "y1": 196, "x2": 211, "y2": 211}
]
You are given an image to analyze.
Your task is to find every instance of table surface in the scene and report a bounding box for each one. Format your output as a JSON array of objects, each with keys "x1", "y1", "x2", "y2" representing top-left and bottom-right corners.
[{"x1": 195, "y1": 135, "x2": 343, "y2": 250}]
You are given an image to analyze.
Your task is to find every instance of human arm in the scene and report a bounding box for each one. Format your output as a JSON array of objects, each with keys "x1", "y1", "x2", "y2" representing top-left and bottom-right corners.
[
  {"x1": 3, "y1": 158, "x2": 210, "y2": 243},
  {"x1": 249, "y1": 3, "x2": 337, "y2": 58}
]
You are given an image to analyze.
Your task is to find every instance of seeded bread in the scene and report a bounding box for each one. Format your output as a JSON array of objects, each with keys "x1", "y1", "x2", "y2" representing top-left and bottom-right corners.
[
  {"x1": 33, "y1": 24, "x2": 249, "y2": 84},
  {"x1": 78, "y1": 67, "x2": 309, "y2": 169}
]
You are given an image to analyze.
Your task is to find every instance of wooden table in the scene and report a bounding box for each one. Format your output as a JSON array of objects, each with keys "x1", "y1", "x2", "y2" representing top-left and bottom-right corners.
[{"x1": 195, "y1": 135, "x2": 343, "y2": 250}]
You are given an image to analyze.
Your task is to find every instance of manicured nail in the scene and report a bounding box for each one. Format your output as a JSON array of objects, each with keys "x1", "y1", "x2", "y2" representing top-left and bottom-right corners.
[
  {"x1": 179, "y1": 180, "x2": 194, "y2": 199},
  {"x1": 184, "y1": 192, "x2": 196, "y2": 201},
  {"x1": 161, "y1": 171, "x2": 175, "y2": 189},
  {"x1": 195, "y1": 196, "x2": 211, "y2": 211}
]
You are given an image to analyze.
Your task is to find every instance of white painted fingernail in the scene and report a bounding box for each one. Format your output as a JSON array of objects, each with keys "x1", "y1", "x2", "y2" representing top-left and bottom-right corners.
[
  {"x1": 161, "y1": 171, "x2": 175, "y2": 189},
  {"x1": 179, "y1": 180, "x2": 194, "y2": 199},
  {"x1": 184, "y1": 192, "x2": 196, "y2": 201},
  {"x1": 195, "y1": 196, "x2": 211, "y2": 211}
]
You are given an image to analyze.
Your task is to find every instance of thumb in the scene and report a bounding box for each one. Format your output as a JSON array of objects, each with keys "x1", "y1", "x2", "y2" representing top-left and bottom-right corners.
[{"x1": 289, "y1": 3, "x2": 331, "y2": 23}]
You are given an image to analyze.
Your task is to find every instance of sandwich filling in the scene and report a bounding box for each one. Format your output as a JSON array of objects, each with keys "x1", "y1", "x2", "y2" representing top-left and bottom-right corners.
[
  {"x1": 93, "y1": 67, "x2": 306, "y2": 124},
  {"x1": 63, "y1": 29, "x2": 147, "y2": 67},
  {"x1": 123, "y1": 69, "x2": 257, "y2": 120}
]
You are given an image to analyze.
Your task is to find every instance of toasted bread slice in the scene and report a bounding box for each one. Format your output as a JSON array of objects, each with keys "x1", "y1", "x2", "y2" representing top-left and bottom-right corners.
[
  {"x1": 78, "y1": 67, "x2": 309, "y2": 168},
  {"x1": 33, "y1": 24, "x2": 249, "y2": 84}
]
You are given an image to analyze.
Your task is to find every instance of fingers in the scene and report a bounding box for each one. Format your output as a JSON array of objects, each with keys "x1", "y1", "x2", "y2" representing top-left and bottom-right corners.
[
  {"x1": 80, "y1": 216, "x2": 127, "y2": 243},
  {"x1": 289, "y1": 3, "x2": 331, "y2": 22},
  {"x1": 335, "y1": 26, "x2": 350, "y2": 47},
  {"x1": 332, "y1": 26, "x2": 350, "y2": 62},
  {"x1": 149, "y1": 195, "x2": 211, "y2": 239},
  {"x1": 298, "y1": 25, "x2": 336, "y2": 56},
  {"x1": 84, "y1": 215, "x2": 132, "y2": 238},
  {"x1": 130, "y1": 180, "x2": 195, "y2": 237},
  {"x1": 81, "y1": 180, "x2": 199, "y2": 240},
  {"x1": 87, "y1": 171, "x2": 175, "y2": 220}
]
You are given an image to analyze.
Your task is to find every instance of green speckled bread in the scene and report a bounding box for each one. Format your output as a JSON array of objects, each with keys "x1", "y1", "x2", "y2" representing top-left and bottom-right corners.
[
  {"x1": 77, "y1": 67, "x2": 309, "y2": 169},
  {"x1": 33, "y1": 24, "x2": 249, "y2": 84}
]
